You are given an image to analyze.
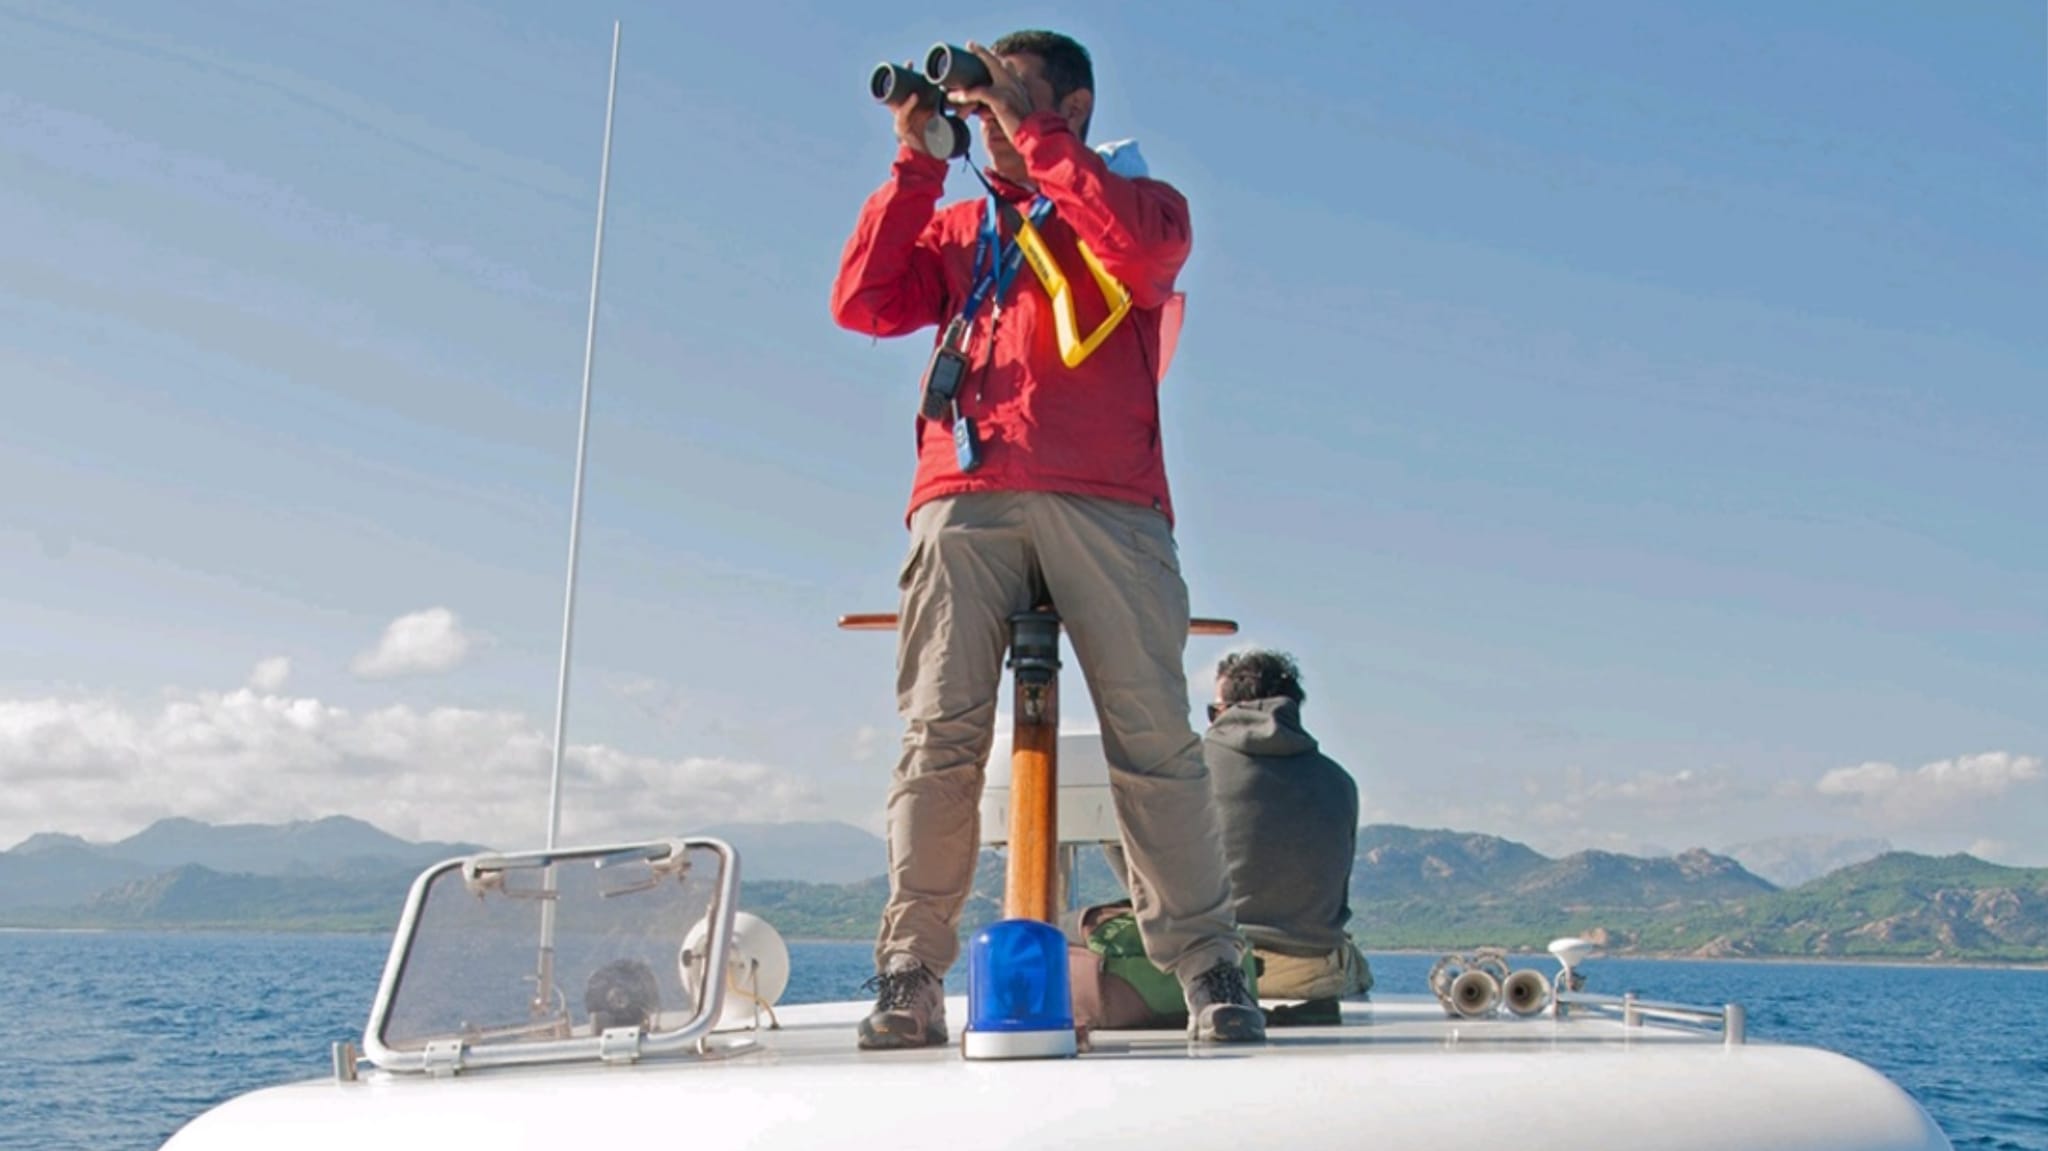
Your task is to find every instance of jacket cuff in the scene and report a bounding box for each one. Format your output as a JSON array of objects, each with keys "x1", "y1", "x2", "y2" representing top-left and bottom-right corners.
[
  {"x1": 1012, "y1": 111, "x2": 1082, "y2": 171},
  {"x1": 892, "y1": 144, "x2": 950, "y2": 188}
]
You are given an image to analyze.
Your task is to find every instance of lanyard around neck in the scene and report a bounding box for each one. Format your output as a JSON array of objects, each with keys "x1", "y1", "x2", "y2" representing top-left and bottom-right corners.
[
  {"x1": 962, "y1": 193, "x2": 1053, "y2": 325},
  {"x1": 958, "y1": 173, "x2": 1136, "y2": 368}
]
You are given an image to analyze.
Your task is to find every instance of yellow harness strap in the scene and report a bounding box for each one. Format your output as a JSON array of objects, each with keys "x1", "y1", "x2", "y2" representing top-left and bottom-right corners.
[{"x1": 1014, "y1": 216, "x2": 1134, "y2": 368}]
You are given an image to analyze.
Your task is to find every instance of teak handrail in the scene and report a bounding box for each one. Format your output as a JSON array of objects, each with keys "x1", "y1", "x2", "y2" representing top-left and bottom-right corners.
[{"x1": 838, "y1": 613, "x2": 1239, "y2": 637}]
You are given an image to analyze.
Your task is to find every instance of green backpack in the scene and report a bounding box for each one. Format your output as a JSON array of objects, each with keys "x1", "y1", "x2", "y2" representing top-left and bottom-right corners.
[{"x1": 1071, "y1": 903, "x2": 1260, "y2": 1026}]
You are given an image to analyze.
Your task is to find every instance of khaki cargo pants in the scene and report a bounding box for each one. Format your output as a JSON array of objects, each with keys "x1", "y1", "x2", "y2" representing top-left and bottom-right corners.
[
  {"x1": 876, "y1": 491, "x2": 1242, "y2": 984},
  {"x1": 1256, "y1": 939, "x2": 1375, "y2": 1000}
]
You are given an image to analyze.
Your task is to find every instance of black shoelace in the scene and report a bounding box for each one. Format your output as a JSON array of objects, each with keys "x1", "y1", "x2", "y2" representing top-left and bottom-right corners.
[
  {"x1": 864, "y1": 967, "x2": 930, "y2": 1011},
  {"x1": 1196, "y1": 962, "x2": 1249, "y2": 1005}
]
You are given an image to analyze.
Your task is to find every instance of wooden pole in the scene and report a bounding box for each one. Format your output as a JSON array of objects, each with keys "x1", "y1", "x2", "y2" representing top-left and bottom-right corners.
[
  {"x1": 1005, "y1": 674, "x2": 1059, "y2": 921},
  {"x1": 1003, "y1": 609, "x2": 1063, "y2": 923}
]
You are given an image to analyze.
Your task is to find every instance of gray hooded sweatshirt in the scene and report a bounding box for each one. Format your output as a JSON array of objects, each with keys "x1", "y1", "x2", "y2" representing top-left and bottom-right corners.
[{"x1": 1204, "y1": 697, "x2": 1358, "y2": 957}]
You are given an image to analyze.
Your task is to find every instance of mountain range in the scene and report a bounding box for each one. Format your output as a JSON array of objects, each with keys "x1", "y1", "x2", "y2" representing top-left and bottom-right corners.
[
  {"x1": 5, "y1": 817, "x2": 2043, "y2": 963},
  {"x1": 1719, "y1": 835, "x2": 1896, "y2": 888},
  {"x1": 0, "y1": 815, "x2": 483, "y2": 914},
  {"x1": 1340, "y1": 825, "x2": 2048, "y2": 962}
]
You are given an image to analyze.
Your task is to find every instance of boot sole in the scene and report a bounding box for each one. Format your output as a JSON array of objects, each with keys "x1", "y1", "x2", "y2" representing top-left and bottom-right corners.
[
  {"x1": 1193, "y1": 1005, "x2": 1267, "y2": 1043},
  {"x1": 857, "y1": 1019, "x2": 950, "y2": 1050}
]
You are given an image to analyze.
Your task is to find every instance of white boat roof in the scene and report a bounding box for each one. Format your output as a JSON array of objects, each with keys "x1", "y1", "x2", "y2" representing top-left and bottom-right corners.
[
  {"x1": 155, "y1": 837, "x2": 1949, "y2": 1151},
  {"x1": 165, "y1": 994, "x2": 1947, "y2": 1151}
]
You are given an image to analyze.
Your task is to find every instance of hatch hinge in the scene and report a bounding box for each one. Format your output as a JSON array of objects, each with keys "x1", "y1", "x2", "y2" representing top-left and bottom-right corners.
[
  {"x1": 422, "y1": 1039, "x2": 466, "y2": 1077},
  {"x1": 598, "y1": 1026, "x2": 645, "y2": 1065}
]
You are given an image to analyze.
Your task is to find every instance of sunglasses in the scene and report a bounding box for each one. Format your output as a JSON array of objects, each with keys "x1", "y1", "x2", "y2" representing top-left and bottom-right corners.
[{"x1": 1206, "y1": 702, "x2": 1226, "y2": 723}]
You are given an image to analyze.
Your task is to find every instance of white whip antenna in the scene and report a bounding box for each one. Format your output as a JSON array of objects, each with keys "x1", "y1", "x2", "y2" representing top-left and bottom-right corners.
[
  {"x1": 531, "y1": 22, "x2": 619, "y2": 1020},
  {"x1": 545, "y1": 18, "x2": 621, "y2": 851}
]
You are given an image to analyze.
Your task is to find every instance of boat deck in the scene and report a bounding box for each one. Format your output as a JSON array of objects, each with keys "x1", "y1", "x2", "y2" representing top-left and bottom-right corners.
[
  {"x1": 741, "y1": 993, "x2": 1730, "y2": 1061},
  {"x1": 165, "y1": 995, "x2": 1951, "y2": 1151}
]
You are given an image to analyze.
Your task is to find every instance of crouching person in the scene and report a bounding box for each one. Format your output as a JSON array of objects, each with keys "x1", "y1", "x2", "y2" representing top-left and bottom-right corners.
[{"x1": 1205, "y1": 650, "x2": 1372, "y2": 1025}]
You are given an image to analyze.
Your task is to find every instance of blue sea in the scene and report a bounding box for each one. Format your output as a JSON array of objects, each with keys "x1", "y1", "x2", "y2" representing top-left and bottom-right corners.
[{"x1": 0, "y1": 931, "x2": 2041, "y2": 1151}]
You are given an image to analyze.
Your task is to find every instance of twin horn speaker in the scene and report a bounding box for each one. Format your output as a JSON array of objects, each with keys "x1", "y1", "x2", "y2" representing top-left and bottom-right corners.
[{"x1": 1430, "y1": 949, "x2": 1554, "y2": 1018}]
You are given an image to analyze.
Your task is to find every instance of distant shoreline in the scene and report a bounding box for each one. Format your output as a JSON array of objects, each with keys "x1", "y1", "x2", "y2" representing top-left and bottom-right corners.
[
  {"x1": 0, "y1": 926, "x2": 112, "y2": 934},
  {"x1": 6, "y1": 924, "x2": 2041, "y2": 969}
]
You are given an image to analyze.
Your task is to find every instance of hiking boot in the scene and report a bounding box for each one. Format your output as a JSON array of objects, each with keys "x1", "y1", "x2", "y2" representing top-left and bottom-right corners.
[
  {"x1": 856, "y1": 956, "x2": 947, "y2": 1050},
  {"x1": 1184, "y1": 959, "x2": 1266, "y2": 1043}
]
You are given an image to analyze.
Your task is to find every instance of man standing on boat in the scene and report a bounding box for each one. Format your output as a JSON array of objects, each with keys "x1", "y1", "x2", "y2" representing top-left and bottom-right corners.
[
  {"x1": 832, "y1": 30, "x2": 1264, "y2": 1048},
  {"x1": 1204, "y1": 650, "x2": 1373, "y2": 1025}
]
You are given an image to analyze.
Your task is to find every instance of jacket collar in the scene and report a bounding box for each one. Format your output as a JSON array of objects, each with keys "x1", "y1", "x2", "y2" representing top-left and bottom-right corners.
[
  {"x1": 981, "y1": 168, "x2": 1038, "y2": 203},
  {"x1": 1207, "y1": 697, "x2": 1321, "y2": 758}
]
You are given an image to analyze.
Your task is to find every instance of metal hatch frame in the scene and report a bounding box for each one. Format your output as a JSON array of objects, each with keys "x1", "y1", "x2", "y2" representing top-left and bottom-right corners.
[{"x1": 360, "y1": 835, "x2": 741, "y2": 1075}]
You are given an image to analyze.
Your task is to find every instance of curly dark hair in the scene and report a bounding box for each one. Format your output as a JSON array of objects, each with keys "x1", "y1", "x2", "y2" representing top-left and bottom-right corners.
[
  {"x1": 1214, "y1": 649, "x2": 1305, "y2": 706},
  {"x1": 992, "y1": 29, "x2": 1094, "y2": 138}
]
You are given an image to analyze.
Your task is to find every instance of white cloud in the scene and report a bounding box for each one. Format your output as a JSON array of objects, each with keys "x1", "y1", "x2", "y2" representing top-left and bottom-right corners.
[
  {"x1": 1511, "y1": 765, "x2": 1738, "y2": 823},
  {"x1": 248, "y1": 656, "x2": 292, "y2": 693},
  {"x1": 0, "y1": 684, "x2": 823, "y2": 849},
  {"x1": 1816, "y1": 752, "x2": 2042, "y2": 825},
  {"x1": 351, "y1": 608, "x2": 471, "y2": 679},
  {"x1": 1391, "y1": 749, "x2": 2048, "y2": 866},
  {"x1": 1815, "y1": 760, "x2": 1900, "y2": 797}
]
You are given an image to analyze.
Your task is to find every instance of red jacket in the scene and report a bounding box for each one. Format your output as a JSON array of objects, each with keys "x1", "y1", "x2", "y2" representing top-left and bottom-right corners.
[{"x1": 831, "y1": 112, "x2": 1191, "y2": 526}]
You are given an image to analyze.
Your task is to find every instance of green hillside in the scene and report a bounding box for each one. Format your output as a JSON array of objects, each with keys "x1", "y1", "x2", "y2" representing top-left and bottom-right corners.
[{"x1": 7, "y1": 822, "x2": 2044, "y2": 964}]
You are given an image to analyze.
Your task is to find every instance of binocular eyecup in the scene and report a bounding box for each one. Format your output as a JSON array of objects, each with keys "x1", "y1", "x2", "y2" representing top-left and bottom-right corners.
[
  {"x1": 868, "y1": 42, "x2": 994, "y2": 107},
  {"x1": 868, "y1": 43, "x2": 988, "y2": 160},
  {"x1": 922, "y1": 43, "x2": 991, "y2": 91},
  {"x1": 869, "y1": 63, "x2": 936, "y2": 108}
]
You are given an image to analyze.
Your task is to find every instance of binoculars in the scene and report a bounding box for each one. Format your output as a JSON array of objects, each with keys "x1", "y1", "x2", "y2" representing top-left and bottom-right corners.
[{"x1": 868, "y1": 43, "x2": 992, "y2": 159}]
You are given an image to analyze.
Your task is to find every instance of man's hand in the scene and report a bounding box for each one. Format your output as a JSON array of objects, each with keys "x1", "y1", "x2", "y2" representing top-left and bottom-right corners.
[
  {"x1": 947, "y1": 42, "x2": 1042, "y2": 142},
  {"x1": 890, "y1": 63, "x2": 939, "y2": 155}
]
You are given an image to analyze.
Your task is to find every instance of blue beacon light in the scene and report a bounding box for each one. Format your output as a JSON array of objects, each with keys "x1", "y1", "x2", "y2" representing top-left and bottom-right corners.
[{"x1": 963, "y1": 918, "x2": 1078, "y2": 1059}]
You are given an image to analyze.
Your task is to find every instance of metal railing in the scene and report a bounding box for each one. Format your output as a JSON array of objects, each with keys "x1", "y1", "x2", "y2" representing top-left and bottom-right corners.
[{"x1": 1555, "y1": 989, "x2": 1747, "y2": 1046}]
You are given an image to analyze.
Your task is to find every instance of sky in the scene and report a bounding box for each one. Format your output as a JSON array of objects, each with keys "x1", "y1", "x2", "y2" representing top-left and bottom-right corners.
[{"x1": 1, "y1": 0, "x2": 2043, "y2": 867}]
